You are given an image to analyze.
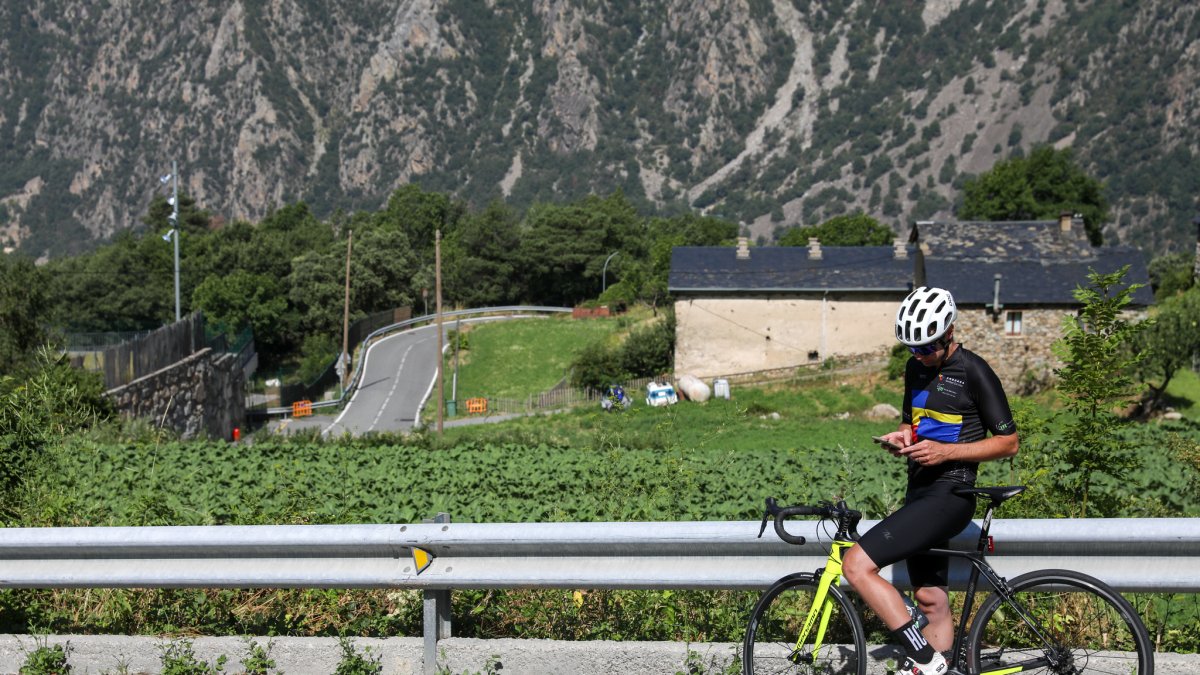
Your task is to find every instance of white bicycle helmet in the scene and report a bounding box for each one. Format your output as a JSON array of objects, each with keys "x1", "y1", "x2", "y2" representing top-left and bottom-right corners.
[{"x1": 895, "y1": 286, "x2": 957, "y2": 346}]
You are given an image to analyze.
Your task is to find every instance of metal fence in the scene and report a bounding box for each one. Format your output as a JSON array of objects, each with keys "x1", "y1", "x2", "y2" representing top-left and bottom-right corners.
[
  {"x1": 2, "y1": 517, "x2": 1196, "y2": 674},
  {"x1": 67, "y1": 313, "x2": 206, "y2": 389}
]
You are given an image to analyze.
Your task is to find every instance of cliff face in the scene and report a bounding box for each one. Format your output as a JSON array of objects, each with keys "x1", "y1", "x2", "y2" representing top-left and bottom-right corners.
[{"x1": 2, "y1": 0, "x2": 1198, "y2": 258}]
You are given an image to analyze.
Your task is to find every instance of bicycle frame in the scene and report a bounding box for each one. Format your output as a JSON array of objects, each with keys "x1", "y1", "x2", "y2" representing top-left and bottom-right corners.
[{"x1": 792, "y1": 538, "x2": 857, "y2": 662}]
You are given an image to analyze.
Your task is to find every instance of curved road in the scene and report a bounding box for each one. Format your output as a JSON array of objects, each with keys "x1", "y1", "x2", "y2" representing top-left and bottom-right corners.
[{"x1": 319, "y1": 315, "x2": 532, "y2": 437}]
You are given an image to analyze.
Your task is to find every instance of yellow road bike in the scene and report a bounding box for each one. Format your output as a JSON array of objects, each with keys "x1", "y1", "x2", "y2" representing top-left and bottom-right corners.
[{"x1": 742, "y1": 486, "x2": 1153, "y2": 674}]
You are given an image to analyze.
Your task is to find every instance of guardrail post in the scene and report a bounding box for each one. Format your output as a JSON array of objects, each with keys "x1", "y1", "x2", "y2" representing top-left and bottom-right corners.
[{"x1": 423, "y1": 512, "x2": 452, "y2": 675}]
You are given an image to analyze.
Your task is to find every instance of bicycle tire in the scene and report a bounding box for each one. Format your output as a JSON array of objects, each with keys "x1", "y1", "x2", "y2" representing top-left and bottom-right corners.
[
  {"x1": 743, "y1": 573, "x2": 866, "y2": 675},
  {"x1": 966, "y1": 568, "x2": 1153, "y2": 675}
]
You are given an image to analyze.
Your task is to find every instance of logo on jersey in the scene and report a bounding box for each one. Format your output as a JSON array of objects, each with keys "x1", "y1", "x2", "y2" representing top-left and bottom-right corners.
[{"x1": 912, "y1": 390, "x2": 963, "y2": 442}]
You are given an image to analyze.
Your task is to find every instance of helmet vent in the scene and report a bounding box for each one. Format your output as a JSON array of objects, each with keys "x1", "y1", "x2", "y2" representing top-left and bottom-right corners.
[
  {"x1": 917, "y1": 308, "x2": 927, "y2": 322},
  {"x1": 915, "y1": 326, "x2": 923, "y2": 342}
]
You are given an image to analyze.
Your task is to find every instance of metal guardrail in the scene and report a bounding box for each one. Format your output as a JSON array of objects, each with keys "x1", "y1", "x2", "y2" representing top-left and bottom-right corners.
[
  {"x1": 254, "y1": 306, "x2": 572, "y2": 417},
  {"x1": 3, "y1": 518, "x2": 1196, "y2": 674},
  {"x1": 4, "y1": 518, "x2": 1196, "y2": 591}
]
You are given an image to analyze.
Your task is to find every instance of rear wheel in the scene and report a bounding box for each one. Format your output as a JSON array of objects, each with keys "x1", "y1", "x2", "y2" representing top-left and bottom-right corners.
[
  {"x1": 966, "y1": 569, "x2": 1153, "y2": 675},
  {"x1": 743, "y1": 574, "x2": 866, "y2": 675}
]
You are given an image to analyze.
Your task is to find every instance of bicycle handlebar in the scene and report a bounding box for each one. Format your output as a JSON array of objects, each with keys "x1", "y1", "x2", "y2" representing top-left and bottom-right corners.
[{"x1": 757, "y1": 497, "x2": 862, "y2": 545}]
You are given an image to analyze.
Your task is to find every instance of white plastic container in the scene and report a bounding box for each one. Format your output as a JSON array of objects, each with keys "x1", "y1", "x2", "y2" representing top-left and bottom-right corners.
[{"x1": 713, "y1": 378, "x2": 730, "y2": 400}]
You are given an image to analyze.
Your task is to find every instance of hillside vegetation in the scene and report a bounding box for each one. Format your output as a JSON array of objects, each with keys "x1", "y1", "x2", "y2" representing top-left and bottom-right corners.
[{"x1": 2, "y1": 1, "x2": 1198, "y2": 257}]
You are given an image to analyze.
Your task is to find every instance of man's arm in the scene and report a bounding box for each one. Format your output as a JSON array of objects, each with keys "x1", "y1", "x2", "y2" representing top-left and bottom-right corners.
[{"x1": 902, "y1": 432, "x2": 1018, "y2": 467}]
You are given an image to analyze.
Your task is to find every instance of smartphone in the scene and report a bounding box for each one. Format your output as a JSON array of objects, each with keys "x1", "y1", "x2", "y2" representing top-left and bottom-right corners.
[{"x1": 872, "y1": 435, "x2": 903, "y2": 452}]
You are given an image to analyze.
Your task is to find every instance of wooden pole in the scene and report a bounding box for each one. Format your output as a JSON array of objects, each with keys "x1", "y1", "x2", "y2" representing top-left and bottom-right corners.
[
  {"x1": 436, "y1": 229, "x2": 444, "y2": 436},
  {"x1": 341, "y1": 230, "x2": 353, "y2": 389}
]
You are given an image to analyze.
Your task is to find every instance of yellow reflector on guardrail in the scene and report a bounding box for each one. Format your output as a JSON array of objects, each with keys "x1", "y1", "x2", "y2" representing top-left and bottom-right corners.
[{"x1": 412, "y1": 547, "x2": 433, "y2": 574}]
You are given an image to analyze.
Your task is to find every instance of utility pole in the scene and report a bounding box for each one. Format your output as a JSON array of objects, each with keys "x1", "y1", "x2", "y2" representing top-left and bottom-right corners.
[
  {"x1": 435, "y1": 229, "x2": 444, "y2": 437},
  {"x1": 171, "y1": 161, "x2": 180, "y2": 322},
  {"x1": 340, "y1": 230, "x2": 353, "y2": 390}
]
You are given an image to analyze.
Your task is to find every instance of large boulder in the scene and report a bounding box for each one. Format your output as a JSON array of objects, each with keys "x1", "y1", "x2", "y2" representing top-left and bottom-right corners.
[
  {"x1": 866, "y1": 403, "x2": 901, "y2": 420},
  {"x1": 675, "y1": 374, "x2": 712, "y2": 402}
]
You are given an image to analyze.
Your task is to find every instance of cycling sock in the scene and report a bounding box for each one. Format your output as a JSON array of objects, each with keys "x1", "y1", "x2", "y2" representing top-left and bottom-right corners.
[{"x1": 892, "y1": 617, "x2": 936, "y2": 663}]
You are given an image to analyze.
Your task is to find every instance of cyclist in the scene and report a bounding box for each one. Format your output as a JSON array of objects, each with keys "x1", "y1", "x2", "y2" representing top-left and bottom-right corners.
[{"x1": 843, "y1": 286, "x2": 1019, "y2": 675}]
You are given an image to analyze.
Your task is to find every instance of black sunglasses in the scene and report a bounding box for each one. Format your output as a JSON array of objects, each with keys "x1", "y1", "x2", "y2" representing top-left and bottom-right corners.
[{"x1": 908, "y1": 340, "x2": 943, "y2": 356}]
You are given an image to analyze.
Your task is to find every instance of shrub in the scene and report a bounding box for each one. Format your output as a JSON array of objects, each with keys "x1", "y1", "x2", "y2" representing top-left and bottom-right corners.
[
  {"x1": 569, "y1": 339, "x2": 624, "y2": 391},
  {"x1": 618, "y1": 313, "x2": 675, "y2": 379}
]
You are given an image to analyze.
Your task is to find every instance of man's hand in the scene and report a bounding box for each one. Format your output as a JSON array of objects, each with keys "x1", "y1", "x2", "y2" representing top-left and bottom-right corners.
[
  {"x1": 900, "y1": 439, "x2": 952, "y2": 466},
  {"x1": 879, "y1": 430, "x2": 908, "y2": 457}
]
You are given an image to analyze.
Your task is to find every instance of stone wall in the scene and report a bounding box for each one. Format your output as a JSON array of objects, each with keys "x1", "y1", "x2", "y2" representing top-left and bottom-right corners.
[
  {"x1": 955, "y1": 307, "x2": 1069, "y2": 394},
  {"x1": 107, "y1": 348, "x2": 246, "y2": 440},
  {"x1": 674, "y1": 292, "x2": 903, "y2": 378}
]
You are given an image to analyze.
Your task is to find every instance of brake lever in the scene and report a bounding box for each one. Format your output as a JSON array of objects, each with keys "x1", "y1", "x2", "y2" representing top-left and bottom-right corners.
[{"x1": 758, "y1": 497, "x2": 780, "y2": 539}]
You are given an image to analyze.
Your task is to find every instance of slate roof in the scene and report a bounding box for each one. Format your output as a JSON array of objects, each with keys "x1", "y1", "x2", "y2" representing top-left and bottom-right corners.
[
  {"x1": 668, "y1": 245, "x2": 914, "y2": 293},
  {"x1": 913, "y1": 219, "x2": 1153, "y2": 307},
  {"x1": 926, "y1": 247, "x2": 1155, "y2": 306},
  {"x1": 913, "y1": 219, "x2": 1095, "y2": 261}
]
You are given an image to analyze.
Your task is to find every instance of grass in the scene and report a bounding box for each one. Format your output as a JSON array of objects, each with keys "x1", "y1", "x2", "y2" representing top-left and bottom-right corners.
[
  {"x1": 1162, "y1": 367, "x2": 1200, "y2": 420},
  {"x1": 443, "y1": 373, "x2": 905, "y2": 453},
  {"x1": 446, "y1": 313, "x2": 629, "y2": 400}
]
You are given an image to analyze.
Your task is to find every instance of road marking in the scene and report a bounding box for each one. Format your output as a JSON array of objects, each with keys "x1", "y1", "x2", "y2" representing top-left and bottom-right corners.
[{"x1": 369, "y1": 344, "x2": 415, "y2": 432}]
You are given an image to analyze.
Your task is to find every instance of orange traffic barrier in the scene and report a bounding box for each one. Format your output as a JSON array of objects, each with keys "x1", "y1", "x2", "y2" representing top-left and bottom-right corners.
[
  {"x1": 466, "y1": 398, "x2": 487, "y2": 414},
  {"x1": 292, "y1": 400, "x2": 313, "y2": 417}
]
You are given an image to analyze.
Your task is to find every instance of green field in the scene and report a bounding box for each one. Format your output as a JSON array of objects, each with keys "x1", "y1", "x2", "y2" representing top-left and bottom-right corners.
[{"x1": 447, "y1": 314, "x2": 626, "y2": 401}]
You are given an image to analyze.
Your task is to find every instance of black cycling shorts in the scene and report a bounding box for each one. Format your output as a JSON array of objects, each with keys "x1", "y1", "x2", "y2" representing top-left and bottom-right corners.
[{"x1": 854, "y1": 481, "x2": 975, "y2": 589}]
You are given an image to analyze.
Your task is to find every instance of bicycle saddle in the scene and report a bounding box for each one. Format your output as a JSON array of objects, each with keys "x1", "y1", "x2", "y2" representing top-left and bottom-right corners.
[{"x1": 953, "y1": 485, "x2": 1026, "y2": 503}]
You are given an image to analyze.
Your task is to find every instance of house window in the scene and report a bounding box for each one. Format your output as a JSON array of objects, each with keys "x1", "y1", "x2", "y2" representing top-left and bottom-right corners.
[{"x1": 1005, "y1": 311, "x2": 1023, "y2": 336}]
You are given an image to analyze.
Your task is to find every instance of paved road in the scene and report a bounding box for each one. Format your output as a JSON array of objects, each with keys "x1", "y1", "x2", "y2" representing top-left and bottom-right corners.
[
  {"x1": 319, "y1": 322, "x2": 440, "y2": 436},
  {"x1": 313, "y1": 315, "x2": 535, "y2": 437}
]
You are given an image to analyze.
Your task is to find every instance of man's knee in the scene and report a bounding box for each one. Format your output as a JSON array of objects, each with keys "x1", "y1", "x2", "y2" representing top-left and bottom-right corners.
[{"x1": 842, "y1": 546, "x2": 878, "y2": 583}]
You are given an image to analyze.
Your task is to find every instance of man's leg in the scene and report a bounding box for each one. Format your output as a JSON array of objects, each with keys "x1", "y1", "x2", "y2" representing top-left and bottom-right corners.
[
  {"x1": 843, "y1": 545, "x2": 910, "y2": 628},
  {"x1": 914, "y1": 585, "x2": 953, "y2": 653}
]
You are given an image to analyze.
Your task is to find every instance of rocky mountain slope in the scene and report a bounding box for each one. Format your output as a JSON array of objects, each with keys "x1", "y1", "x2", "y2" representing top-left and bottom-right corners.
[{"x1": 2, "y1": 0, "x2": 1197, "y2": 258}]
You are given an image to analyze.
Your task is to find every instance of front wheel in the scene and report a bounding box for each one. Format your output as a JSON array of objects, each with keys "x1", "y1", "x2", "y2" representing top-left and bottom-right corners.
[
  {"x1": 743, "y1": 573, "x2": 866, "y2": 675},
  {"x1": 966, "y1": 568, "x2": 1153, "y2": 675}
]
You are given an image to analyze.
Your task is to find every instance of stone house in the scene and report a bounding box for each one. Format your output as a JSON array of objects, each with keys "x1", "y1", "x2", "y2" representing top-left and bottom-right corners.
[
  {"x1": 669, "y1": 237, "x2": 914, "y2": 378},
  {"x1": 911, "y1": 213, "x2": 1153, "y2": 393},
  {"x1": 668, "y1": 214, "x2": 1153, "y2": 387}
]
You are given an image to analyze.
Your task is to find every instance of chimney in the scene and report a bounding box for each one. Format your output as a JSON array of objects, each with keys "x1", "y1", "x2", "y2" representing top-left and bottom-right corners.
[
  {"x1": 893, "y1": 237, "x2": 907, "y2": 260},
  {"x1": 807, "y1": 237, "x2": 822, "y2": 260},
  {"x1": 736, "y1": 236, "x2": 750, "y2": 260},
  {"x1": 1059, "y1": 211, "x2": 1073, "y2": 233}
]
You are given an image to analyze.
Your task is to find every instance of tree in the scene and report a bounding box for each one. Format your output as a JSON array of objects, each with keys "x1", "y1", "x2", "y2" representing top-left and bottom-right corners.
[
  {"x1": 0, "y1": 254, "x2": 48, "y2": 372},
  {"x1": 1051, "y1": 266, "x2": 1148, "y2": 516},
  {"x1": 1146, "y1": 250, "x2": 1195, "y2": 300},
  {"x1": 520, "y1": 192, "x2": 642, "y2": 307},
  {"x1": 191, "y1": 270, "x2": 290, "y2": 355},
  {"x1": 444, "y1": 201, "x2": 525, "y2": 307},
  {"x1": 376, "y1": 185, "x2": 466, "y2": 256},
  {"x1": 777, "y1": 213, "x2": 894, "y2": 246},
  {"x1": 1134, "y1": 287, "x2": 1200, "y2": 411},
  {"x1": 958, "y1": 146, "x2": 1109, "y2": 245}
]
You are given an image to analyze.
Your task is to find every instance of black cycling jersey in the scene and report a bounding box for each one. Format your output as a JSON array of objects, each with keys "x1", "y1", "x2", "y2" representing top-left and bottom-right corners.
[{"x1": 901, "y1": 344, "x2": 1016, "y2": 487}]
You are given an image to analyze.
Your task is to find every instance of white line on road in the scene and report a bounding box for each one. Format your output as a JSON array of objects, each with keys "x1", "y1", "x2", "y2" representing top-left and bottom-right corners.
[{"x1": 368, "y1": 344, "x2": 414, "y2": 432}]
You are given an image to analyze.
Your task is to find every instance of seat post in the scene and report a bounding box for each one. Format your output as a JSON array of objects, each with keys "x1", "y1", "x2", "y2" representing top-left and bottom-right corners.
[{"x1": 974, "y1": 499, "x2": 1001, "y2": 553}]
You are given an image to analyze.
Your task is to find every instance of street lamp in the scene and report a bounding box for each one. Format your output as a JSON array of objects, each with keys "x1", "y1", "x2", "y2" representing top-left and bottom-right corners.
[
  {"x1": 160, "y1": 161, "x2": 181, "y2": 322},
  {"x1": 602, "y1": 251, "x2": 619, "y2": 293}
]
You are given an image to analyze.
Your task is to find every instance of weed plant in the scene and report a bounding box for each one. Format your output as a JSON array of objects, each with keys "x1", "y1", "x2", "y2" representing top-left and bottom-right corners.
[
  {"x1": 333, "y1": 637, "x2": 381, "y2": 675},
  {"x1": 19, "y1": 637, "x2": 71, "y2": 674}
]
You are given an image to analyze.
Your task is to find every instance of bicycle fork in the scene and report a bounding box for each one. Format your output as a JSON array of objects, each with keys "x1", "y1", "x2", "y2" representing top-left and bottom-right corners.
[{"x1": 791, "y1": 538, "x2": 856, "y2": 664}]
